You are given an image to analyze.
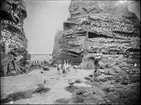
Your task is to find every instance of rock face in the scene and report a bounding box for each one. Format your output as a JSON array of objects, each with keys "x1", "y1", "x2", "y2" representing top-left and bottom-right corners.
[
  {"x1": 52, "y1": 0, "x2": 140, "y2": 64},
  {"x1": 52, "y1": 30, "x2": 63, "y2": 61},
  {"x1": 0, "y1": 0, "x2": 30, "y2": 76}
]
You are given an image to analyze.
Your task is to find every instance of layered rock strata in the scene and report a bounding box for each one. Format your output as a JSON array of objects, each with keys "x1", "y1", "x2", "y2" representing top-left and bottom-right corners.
[
  {"x1": 52, "y1": 0, "x2": 140, "y2": 64},
  {"x1": 0, "y1": 0, "x2": 30, "y2": 76}
]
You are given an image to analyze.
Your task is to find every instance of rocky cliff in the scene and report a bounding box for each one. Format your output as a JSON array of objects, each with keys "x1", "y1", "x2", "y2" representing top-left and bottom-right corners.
[
  {"x1": 52, "y1": 0, "x2": 140, "y2": 64},
  {"x1": 0, "y1": 0, "x2": 30, "y2": 76}
]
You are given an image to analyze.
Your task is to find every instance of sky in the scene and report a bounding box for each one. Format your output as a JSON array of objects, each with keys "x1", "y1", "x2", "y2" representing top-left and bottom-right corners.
[
  {"x1": 23, "y1": 0, "x2": 140, "y2": 54},
  {"x1": 23, "y1": 0, "x2": 71, "y2": 54}
]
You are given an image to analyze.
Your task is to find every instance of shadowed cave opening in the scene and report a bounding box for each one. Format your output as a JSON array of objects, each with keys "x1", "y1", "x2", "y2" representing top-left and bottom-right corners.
[
  {"x1": 0, "y1": 10, "x2": 12, "y2": 20},
  {"x1": 87, "y1": 32, "x2": 109, "y2": 39},
  {"x1": 66, "y1": 50, "x2": 83, "y2": 57},
  {"x1": 64, "y1": 22, "x2": 79, "y2": 30},
  {"x1": 0, "y1": 10, "x2": 20, "y2": 24}
]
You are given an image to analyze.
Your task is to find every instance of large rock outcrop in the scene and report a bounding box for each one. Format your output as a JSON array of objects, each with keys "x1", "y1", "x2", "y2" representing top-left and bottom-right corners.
[
  {"x1": 52, "y1": 30, "x2": 63, "y2": 61},
  {"x1": 0, "y1": 0, "x2": 30, "y2": 76},
  {"x1": 52, "y1": 0, "x2": 140, "y2": 64}
]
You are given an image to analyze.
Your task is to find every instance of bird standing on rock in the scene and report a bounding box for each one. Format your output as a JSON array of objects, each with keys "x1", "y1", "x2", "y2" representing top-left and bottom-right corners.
[
  {"x1": 57, "y1": 63, "x2": 62, "y2": 71},
  {"x1": 68, "y1": 79, "x2": 75, "y2": 87},
  {"x1": 93, "y1": 55, "x2": 102, "y2": 80},
  {"x1": 134, "y1": 63, "x2": 137, "y2": 67}
]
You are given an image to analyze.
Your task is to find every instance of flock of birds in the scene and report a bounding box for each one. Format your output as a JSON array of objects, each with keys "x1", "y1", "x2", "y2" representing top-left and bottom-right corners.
[
  {"x1": 57, "y1": 60, "x2": 73, "y2": 74},
  {"x1": 56, "y1": 60, "x2": 83, "y2": 87}
]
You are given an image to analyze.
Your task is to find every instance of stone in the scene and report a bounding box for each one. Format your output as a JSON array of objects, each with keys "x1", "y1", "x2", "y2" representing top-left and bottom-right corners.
[
  {"x1": 89, "y1": 74, "x2": 93, "y2": 77},
  {"x1": 73, "y1": 65, "x2": 80, "y2": 69},
  {"x1": 83, "y1": 93, "x2": 88, "y2": 97},
  {"x1": 96, "y1": 74, "x2": 113, "y2": 82},
  {"x1": 75, "y1": 79, "x2": 83, "y2": 83},
  {"x1": 25, "y1": 64, "x2": 30, "y2": 69},
  {"x1": 105, "y1": 64, "x2": 112, "y2": 68},
  {"x1": 52, "y1": 0, "x2": 140, "y2": 65},
  {"x1": 84, "y1": 76, "x2": 91, "y2": 81},
  {"x1": 121, "y1": 80, "x2": 129, "y2": 85},
  {"x1": 9, "y1": 70, "x2": 16, "y2": 75},
  {"x1": 112, "y1": 65, "x2": 122, "y2": 73},
  {"x1": 97, "y1": 69, "x2": 105, "y2": 74},
  {"x1": 0, "y1": 0, "x2": 30, "y2": 76},
  {"x1": 92, "y1": 90, "x2": 96, "y2": 94},
  {"x1": 73, "y1": 95, "x2": 84, "y2": 103},
  {"x1": 103, "y1": 68, "x2": 120, "y2": 75},
  {"x1": 79, "y1": 56, "x2": 95, "y2": 69},
  {"x1": 43, "y1": 66, "x2": 50, "y2": 71},
  {"x1": 76, "y1": 89, "x2": 86, "y2": 95},
  {"x1": 119, "y1": 62, "x2": 128, "y2": 67},
  {"x1": 103, "y1": 86, "x2": 115, "y2": 93},
  {"x1": 40, "y1": 71, "x2": 44, "y2": 74}
]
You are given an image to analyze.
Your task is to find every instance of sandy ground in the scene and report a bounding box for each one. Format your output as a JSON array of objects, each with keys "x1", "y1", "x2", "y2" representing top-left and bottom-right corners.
[
  {"x1": 1, "y1": 67, "x2": 93, "y2": 104},
  {"x1": 1, "y1": 55, "x2": 140, "y2": 104}
]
